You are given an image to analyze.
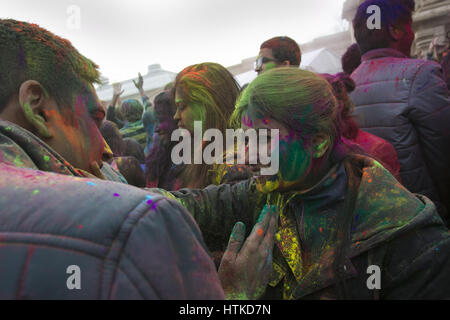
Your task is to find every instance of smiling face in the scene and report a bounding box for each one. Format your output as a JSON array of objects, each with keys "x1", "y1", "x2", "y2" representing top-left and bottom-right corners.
[
  {"x1": 241, "y1": 109, "x2": 314, "y2": 193},
  {"x1": 46, "y1": 84, "x2": 105, "y2": 173}
]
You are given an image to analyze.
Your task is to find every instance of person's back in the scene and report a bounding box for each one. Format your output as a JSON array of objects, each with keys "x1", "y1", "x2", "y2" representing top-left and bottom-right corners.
[
  {"x1": 0, "y1": 19, "x2": 226, "y2": 299},
  {"x1": 350, "y1": 0, "x2": 450, "y2": 222},
  {"x1": 142, "y1": 107, "x2": 156, "y2": 155},
  {"x1": 0, "y1": 162, "x2": 224, "y2": 299},
  {"x1": 320, "y1": 72, "x2": 402, "y2": 182},
  {"x1": 113, "y1": 156, "x2": 146, "y2": 187},
  {"x1": 119, "y1": 99, "x2": 147, "y2": 150},
  {"x1": 122, "y1": 137, "x2": 145, "y2": 164},
  {"x1": 442, "y1": 51, "x2": 450, "y2": 90}
]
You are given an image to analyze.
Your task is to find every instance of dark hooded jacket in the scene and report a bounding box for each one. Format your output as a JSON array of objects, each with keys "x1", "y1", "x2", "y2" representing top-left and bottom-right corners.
[
  {"x1": 152, "y1": 155, "x2": 450, "y2": 299},
  {"x1": 0, "y1": 119, "x2": 224, "y2": 299}
]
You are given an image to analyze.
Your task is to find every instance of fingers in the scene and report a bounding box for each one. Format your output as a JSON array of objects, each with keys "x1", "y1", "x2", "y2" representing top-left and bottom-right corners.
[
  {"x1": 257, "y1": 204, "x2": 277, "y2": 233},
  {"x1": 134, "y1": 73, "x2": 143, "y2": 89},
  {"x1": 260, "y1": 207, "x2": 279, "y2": 253},
  {"x1": 246, "y1": 205, "x2": 277, "y2": 246},
  {"x1": 224, "y1": 222, "x2": 246, "y2": 255}
]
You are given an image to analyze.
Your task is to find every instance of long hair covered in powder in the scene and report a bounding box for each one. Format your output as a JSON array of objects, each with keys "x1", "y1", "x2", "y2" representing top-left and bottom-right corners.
[
  {"x1": 174, "y1": 62, "x2": 240, "y2": 188},
  {"x1": 174, "y1": 62, "x2": 240, "y2": 134},
  {"x1": 320, "y1": 73, "x2": 360, "y2": 140}
]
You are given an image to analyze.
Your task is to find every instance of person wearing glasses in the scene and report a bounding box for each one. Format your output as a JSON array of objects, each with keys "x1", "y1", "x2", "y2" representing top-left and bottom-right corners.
[{"x1": 254, "y1": 36, "x2": 301, "y2": 75}]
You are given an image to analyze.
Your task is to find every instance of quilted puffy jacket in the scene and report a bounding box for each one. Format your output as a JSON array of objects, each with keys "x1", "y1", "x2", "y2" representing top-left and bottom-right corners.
[
  {"x1": 0, "y1": 164, "x2": 224, "y2": 299},
  {"x1": 350, "y1": 48, "x2": 450, "y2": 221},
  {"x1": 0, "y1": 120, "x2": 224, "y2": 300}
]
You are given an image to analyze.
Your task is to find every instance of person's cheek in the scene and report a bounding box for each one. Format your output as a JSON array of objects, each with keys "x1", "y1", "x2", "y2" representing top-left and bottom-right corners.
[
  {"x1": 94, "y1": 129, "x2": 105, "y2": 161},
  {"x1": 279, "y1": 139, "x2": 310, "y2": 183},
  {"x1": 184, "y1": 110, "x2": 196, "y2": 133},
  {"x1": 85, "y1": 122, "x2": 104, "y2": 163}
]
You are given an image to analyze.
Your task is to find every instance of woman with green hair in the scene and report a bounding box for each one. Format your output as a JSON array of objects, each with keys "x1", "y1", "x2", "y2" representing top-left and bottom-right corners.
[
  {"x1": 152, "y1": 67, "x2": 450, "y2": 299},
  {"x1": 171, "y1": 62, "x2": 240, "y2": 189}
]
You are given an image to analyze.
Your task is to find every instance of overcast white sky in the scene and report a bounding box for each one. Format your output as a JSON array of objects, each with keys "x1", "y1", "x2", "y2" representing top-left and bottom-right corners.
[{"x1": 1, "y1": 0, "x2": 348, "y2": 83}]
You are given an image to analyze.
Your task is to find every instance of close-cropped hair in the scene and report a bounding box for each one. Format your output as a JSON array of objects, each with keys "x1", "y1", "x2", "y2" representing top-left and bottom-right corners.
[
  {"x1": 260, "y1": 36, "x2": 302, "y2": 66},
  {"x1": 353, "y1": 0, "x2": 415, "y2": 55},
  {"x1": 0, "y1": 19, "x2": 100, "y2": 113}
]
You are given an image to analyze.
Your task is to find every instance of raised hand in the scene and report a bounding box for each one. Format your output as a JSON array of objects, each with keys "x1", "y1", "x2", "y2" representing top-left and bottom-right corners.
[
  {"x1": 112, "y1": 83, "x2": 124, "y2": 98},
  {"x1": 133, "y1": 73, "x2": 145, "y2": 95},
  {"x1": 218, "y1": 204, "x2": 279, "y2": 300}
]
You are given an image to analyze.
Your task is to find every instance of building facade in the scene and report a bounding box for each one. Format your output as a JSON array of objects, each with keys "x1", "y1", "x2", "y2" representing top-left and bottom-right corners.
[
  {"x1": 98, "y1": 1, "x2": 449, "y2": 106},
  {"x1": 95, "y1": 64, "x2": 176, "y2": 107}
]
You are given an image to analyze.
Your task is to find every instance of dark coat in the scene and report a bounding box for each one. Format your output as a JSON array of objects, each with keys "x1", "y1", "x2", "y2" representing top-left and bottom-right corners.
[
  {"x1": 0, "y1": 120, "x2": 224, "y2": 299},
  {"x1": 349, "y1": 48, "x2": 450, "y2": 221},
  {"x1": 152, "y1": 156, "x2": 450, "y2": 299}
]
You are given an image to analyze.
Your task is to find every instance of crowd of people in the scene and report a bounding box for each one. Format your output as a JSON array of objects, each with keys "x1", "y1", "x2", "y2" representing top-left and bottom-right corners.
[{"x1": 0, "y1": 0, "x2": 449, "y2": 300}]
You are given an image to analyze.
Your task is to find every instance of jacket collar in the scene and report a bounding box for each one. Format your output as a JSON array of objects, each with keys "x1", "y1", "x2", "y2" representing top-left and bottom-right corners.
[
  {"x1": 362, "y1": 48, "x2": 409, "y2": 61},
  {"x1": 283, "y1": 156, "x2": 432, "y2": 299},
  {"x1": 0, "y1": 119, "x2": 81, "y2": 176}
]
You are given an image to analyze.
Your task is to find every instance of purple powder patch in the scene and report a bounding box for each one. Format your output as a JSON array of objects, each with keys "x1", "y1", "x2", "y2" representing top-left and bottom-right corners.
[{"x1": 146, "y1": 199, "x2": 157, "y2": 210}]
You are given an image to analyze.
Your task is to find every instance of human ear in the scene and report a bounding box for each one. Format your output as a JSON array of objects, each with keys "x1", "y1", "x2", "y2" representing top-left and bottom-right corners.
[
  {"x1": 388, "y1": 25, "x2": 404, "y2": 41},
  {"x1": 18, "y1": 80, "x2": 52, "y2": 139},
  {"x1": 312, "y1": 133, "x2": 329, "y2": 158}
]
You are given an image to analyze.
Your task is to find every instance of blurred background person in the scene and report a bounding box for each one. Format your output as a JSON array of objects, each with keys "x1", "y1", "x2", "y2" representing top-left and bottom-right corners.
[
  {"x1": 254, "y1": 36, "x2": 301, "y2": 75},
  {"x1": 171, "y1": 62, "x2": 240, "y2": 189},
  {"x1": 341, "y1": 43, "x2": 362, "y2": 75},
  {"x1": 145, "y1": 90, "x2": 182, "y2": 189}
]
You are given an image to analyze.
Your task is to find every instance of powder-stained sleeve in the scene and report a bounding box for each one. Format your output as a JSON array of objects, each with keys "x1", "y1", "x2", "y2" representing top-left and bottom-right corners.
[
  {"x1": 380, "y1": 212, "x2": 450, "y2": 299},
  {"x1": 148, "y1": 179, "x2": 267, "y2": 253},
  {"x1": 116, "y1": 196, "x2": 225, "y2": 299}
]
